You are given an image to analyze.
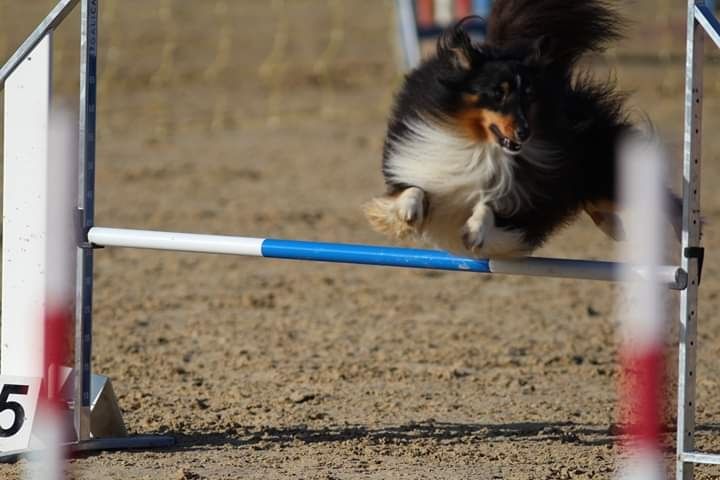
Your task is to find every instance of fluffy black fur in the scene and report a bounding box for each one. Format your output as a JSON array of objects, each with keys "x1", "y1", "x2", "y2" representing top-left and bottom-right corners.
[
  {"x1": 486, "y1": 0, "x2": 624, "y2": 70},
  {"x1": 368, "y1": 0, "x2": 680, "y2": 255}
]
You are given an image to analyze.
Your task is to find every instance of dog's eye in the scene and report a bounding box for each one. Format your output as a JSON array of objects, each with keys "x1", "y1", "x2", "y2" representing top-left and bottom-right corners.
[{"x1": 494, "y1": 87, "x2": 505, "y2": 101}]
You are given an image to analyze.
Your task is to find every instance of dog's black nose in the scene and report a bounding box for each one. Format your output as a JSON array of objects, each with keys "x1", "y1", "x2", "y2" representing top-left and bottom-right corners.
[{"x1": 516, "y1": 125, "x2": 531, "y2": 143}]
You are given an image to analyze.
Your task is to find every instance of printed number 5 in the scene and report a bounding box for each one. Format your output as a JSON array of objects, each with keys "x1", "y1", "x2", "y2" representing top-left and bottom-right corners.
[{"x1": 0, "y1": 384, "x2": 29, "y2": 438}]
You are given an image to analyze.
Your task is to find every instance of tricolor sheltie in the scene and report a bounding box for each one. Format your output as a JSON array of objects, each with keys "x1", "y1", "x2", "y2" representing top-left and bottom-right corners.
[{"x1": 365, "y1": 0, "x2": 681, "y2": 257}]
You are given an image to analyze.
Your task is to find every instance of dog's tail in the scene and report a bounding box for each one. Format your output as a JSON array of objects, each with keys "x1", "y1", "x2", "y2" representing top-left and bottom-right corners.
[{"x1": 485, "y1": 0, "x2": 624, "y2": 70}]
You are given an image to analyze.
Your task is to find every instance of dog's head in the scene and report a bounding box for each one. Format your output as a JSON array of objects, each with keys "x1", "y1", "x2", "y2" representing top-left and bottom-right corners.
[{"x1": 435, "y1": 20, "x2": 544, "y2": 155}]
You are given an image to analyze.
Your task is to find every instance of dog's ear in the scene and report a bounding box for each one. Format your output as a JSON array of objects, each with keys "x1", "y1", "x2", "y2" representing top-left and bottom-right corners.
[
  {"x1": 437, "y1": 19, "x2": 477, "y2": 71},
  {"x1": 523, "y1": 35, "x2": 553, "y2": 67}
]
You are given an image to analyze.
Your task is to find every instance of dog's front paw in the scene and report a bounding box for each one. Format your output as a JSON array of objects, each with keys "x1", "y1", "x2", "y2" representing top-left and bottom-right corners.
[
  {"x1": 461, "y1": 205, "x2": 494, "y2": 253},
  {"x1": 461, "y1": 218, "x2": 488, "y2": 251},
  {"x1": 396, "y1": 188, "x2": 425, "y2": 226},
  {"x1": 364, "y1": 187, "x2": 426, "y2": 240}
]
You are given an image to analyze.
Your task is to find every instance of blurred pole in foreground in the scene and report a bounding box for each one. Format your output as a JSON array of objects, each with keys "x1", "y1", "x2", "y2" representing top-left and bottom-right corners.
[
  {"x1": 473, "y1": 0, "x2": 492, "y2": 17},
  {"x1": 617, "y1": 134, "x2": 668, "y2": 480},
  {"x1": 455, "y1": 0, "x2": 472, "y2": 17},
  {"x1": 415, "y1": 0, "x2": 433, "y2": 28},
  {"x1": 28, "y1": 313, "x2": 69, "y2": 480},
  {"x1": 25, "y1": 108, "x2": 77, "y2": 480},
  {"x1": 434, "y1": 0, "x2": 453, "y2": 26}
]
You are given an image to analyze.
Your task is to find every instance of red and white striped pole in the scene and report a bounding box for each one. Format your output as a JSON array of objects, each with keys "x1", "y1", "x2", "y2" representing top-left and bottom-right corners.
[
  {"x1": 29, "y1": 311, "x2": 70, "y2": 480},
  {"x1": 24, "y1": 108, "x2": 77, "y2": 480},
  {"x1": 617, "y1": 133, "x2": 668, "y2": 480},
  {"x1": 433, "y1": 0, "x2": 454, "y2": 26},
  {"x1": 416, "y1": 0, "x2": 434, "y2": 29}
]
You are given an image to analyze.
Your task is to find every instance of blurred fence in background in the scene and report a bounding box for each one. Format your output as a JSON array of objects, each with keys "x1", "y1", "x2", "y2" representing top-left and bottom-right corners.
[{"x1": 0, "y1": 0, "x2": 715, "y2": 142}]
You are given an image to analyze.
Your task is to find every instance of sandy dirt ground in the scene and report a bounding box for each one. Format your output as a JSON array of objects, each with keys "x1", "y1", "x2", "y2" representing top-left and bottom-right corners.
[{"x1": 2, "y1": 1, "x2": 720, "y2": 478}]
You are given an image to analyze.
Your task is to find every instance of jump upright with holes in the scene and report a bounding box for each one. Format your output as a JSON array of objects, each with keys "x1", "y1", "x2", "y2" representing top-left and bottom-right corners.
[{"x1": 0, "y1": 0, "x2": 715, "y2": 478}]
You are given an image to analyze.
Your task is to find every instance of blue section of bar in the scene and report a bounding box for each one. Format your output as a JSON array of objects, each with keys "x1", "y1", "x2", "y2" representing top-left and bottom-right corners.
[{"x1": 261, "y1": 239, "x2": 491, "y2": 273}]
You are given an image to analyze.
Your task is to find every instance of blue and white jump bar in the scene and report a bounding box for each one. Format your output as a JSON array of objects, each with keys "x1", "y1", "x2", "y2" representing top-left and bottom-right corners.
[{"x1": 87, "y1": 227, "x2": 688, "y2": 289}]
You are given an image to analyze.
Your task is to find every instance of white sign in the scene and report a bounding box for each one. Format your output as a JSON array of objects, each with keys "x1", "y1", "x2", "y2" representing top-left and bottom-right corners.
[{"x1": 0, "y1": 376, "x2": 41, "y2": 453}]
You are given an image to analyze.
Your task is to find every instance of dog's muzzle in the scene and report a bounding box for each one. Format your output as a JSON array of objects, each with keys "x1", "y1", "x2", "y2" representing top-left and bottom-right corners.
[{"x1": 489, "y1": 124, "x2": 523, "y2": 155}]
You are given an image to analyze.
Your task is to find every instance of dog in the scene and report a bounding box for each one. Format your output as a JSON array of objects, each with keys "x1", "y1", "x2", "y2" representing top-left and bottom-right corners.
[{"x1": 364, "y1": 0, "x2": 682, "y2": 258}]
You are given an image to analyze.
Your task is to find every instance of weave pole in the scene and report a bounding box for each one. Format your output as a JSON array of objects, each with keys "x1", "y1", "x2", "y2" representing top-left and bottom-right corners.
[
  {"x1": 617, "y1": 136, "x2": 668, "y2": 480},
  {"x1": 395, "y1": 0, "x2": 491, "y2": 70},
  {"x1": 21, "y1": 109, "x2": 76, "y2": 480}
]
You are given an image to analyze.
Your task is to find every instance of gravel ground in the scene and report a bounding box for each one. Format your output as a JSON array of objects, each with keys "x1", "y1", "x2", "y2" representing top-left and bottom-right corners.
[{"x1": 1, "y1": 1, "x2": 720, "y2": 478}]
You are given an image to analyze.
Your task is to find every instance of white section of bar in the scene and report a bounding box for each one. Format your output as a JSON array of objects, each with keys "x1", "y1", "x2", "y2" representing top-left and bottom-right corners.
[
  {"x1": 681, "y1": 452, "x2": 720, "y2": 465},
  {"x1": 489, "y1": 258, "x2": 682, "y2": 287},
  {"x1": 1, "y1": 36, "x2": 53, "y2": 378},
  {"x1": 88, "y1": 227, "x2": 264, "y2": 257}
]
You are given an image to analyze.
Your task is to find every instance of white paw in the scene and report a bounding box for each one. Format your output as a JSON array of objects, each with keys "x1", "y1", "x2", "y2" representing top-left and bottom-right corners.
[
  {"x1": 364, "y1": 187, "x2": 426, "y2": 240},
  {"x1": 461, "y1": 206, "x2": 494, "y2": 252},
  {"x1": 396, "y1": 187, "x2": 425, "y2": 226},
  {"x1": 461, "y1": 218, "x2": 489, "y2": 251}
]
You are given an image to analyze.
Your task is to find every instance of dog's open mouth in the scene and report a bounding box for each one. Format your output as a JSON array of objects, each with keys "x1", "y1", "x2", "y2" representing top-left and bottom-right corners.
[{"x1": 489, "y1": 125, "x2": 522, "y2": 155}]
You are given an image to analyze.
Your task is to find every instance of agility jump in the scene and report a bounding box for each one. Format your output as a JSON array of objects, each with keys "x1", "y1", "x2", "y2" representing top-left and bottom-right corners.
[{"x1": 0, "y1": 1, "x2": 715, "y2": 479}]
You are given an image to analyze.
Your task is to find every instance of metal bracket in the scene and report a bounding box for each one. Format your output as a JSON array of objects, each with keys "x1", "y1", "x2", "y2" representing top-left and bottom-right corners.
[
  {"x1": 75, "y1": 208, "x2": 102, "y2": 249},
  {"x1": 684, "y1": 246, "x2": 705, "y2": 285}
]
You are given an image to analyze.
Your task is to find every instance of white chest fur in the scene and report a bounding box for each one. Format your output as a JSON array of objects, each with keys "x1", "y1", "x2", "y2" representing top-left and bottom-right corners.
[
  {"x1": 385, "y1": 121, "x2": 517, "y2": 210},
  {"x1": 383, "y1": 121, "x2": 529, "y2": 255}
]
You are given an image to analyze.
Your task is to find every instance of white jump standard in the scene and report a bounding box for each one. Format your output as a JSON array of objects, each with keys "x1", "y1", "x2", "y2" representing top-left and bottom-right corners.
[{"x1": 1, "y1": 0, "x2": 174, "y2": 457}]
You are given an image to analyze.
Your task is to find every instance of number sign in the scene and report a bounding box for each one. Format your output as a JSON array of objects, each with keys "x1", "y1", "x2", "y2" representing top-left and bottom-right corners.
[{"x1": 0, "y1": 376, "x2": 41, "y2": 453}]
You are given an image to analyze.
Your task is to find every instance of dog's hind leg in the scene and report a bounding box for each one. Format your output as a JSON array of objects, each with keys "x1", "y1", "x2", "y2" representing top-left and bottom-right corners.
[
  {"x1": 587, "y1": 190, "x2": 686, "y2": 243},
  {"x1": 363, "y1": 187, "x2": 428, "y2": 240},
  {"x1": 585, "y1": 200, "x2": 626, "y2": 241}
]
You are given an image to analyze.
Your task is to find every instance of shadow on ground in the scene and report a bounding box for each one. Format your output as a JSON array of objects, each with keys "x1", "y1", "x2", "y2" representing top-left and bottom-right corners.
[
  {"x1": 162, "y1": 421, "x2": 618, "y2": 451},
  {"x1": 63, "y1": 421, "x2": 720, "y2": 464}
]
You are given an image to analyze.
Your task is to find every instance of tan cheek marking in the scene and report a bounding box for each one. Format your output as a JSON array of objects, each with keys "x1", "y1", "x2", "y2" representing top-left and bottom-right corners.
[
  {"x1": 482, "y1": 110, "x2": 517, "y2": 139},
  {"x1": 455, "y1": 108, "x2": 490, "y2": 142},
  {"x1": 462, "y1": 93, "x2": 480, "y2": 104},
  {"x1": 502, "y1": 117, "x2": 517, "y2": 137}
]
